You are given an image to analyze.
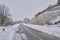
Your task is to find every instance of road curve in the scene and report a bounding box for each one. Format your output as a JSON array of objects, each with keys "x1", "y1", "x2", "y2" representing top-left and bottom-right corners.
[{"x1": 14, "y1": 24, "x2": 60, "y2": 40}]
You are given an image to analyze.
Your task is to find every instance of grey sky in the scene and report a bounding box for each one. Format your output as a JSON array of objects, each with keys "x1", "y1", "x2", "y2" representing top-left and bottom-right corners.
[{"x1": 0, "y1": 0, "x2": 57, "y2": 21}]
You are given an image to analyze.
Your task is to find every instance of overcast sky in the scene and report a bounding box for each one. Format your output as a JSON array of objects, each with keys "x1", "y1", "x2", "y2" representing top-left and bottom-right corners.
[{"x1": 0, "y1": 0, "x2": 57, "y2": 21}]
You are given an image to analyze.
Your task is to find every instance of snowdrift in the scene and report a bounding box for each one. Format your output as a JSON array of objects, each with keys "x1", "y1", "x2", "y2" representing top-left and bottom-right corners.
[{"x1": 0, "y1": 24, "x2": 20, "y2": 40}]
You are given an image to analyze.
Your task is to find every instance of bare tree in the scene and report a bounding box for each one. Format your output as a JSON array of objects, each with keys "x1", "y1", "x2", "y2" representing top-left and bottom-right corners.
[{"x1": 0, "y1": 4, "x2": 13, "y2": 26}]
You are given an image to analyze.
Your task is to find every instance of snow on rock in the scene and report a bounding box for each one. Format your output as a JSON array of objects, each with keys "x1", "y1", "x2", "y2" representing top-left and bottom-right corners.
[
  {"x1": 0, "y1": 24, "x2": 20, "y2": 40},
  {"x1": 23, "y1": 23, "x2": 60, "y2": 38}
]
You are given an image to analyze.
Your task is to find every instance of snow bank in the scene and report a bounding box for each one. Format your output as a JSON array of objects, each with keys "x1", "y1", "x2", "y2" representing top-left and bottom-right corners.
[
  {"x1": 23, "y1": 23, "x2": 60, "y2": 38},
  {"x1": 0, "y1": 24, "x2": 20, "y2": 40}
]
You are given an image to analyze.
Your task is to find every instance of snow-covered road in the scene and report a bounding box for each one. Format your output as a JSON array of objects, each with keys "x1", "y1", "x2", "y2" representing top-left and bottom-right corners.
[
  {"x1": 0, "y1": 23, "x2": 60, "y2": 40},
  {"x1": 23, "y1": 23, "x2": 60, "y2": 38},
  {"x1": 19, "y1": 24, "x2": 60, "y2": 40}
]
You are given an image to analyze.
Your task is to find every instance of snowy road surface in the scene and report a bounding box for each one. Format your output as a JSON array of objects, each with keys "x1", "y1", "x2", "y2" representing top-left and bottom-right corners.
[
  {"x1": 0, "y1": 23, "x2": 60, "y2": 40},
  {"x1": 16, "y1": 24, "x2": 60, "y2": 40},
  {"x1": 23, "y1": 23, "x2": 60, "y2": 37}
]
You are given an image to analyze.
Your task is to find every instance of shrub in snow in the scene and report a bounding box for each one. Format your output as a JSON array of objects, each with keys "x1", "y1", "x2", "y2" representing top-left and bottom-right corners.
[{"x1": 47, "y1": 16, "x2": 60, "y2": 25}]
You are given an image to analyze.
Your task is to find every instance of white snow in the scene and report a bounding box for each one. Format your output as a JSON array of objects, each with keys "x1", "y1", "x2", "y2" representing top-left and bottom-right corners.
[
  {"x1": 0, "y1": 22, "x2": 60, "y2": 40},
  {"x1": 48, "y1": 16, "x2": 60, "y2": 24},
  {"x1": 21, "y1": 33, "x2": 28, "y2": 40},
  {"x1": 23, "y1": 23, "x2": 60, "y2": 38},
  {"x1": 0, "y1": 24, "x2": 20, "y2": 40}
]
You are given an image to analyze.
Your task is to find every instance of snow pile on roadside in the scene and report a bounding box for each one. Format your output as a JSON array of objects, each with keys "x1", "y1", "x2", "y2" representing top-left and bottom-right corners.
[
  {"x1": 0, "y1": 24, "x2": 20, "y2": 40},
  {"x1": 47, "y1": 16, "x2": 60, "y2": 25},
  {"x1": 23, "y1": 23, "x2": 60, "y2": 38}
]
